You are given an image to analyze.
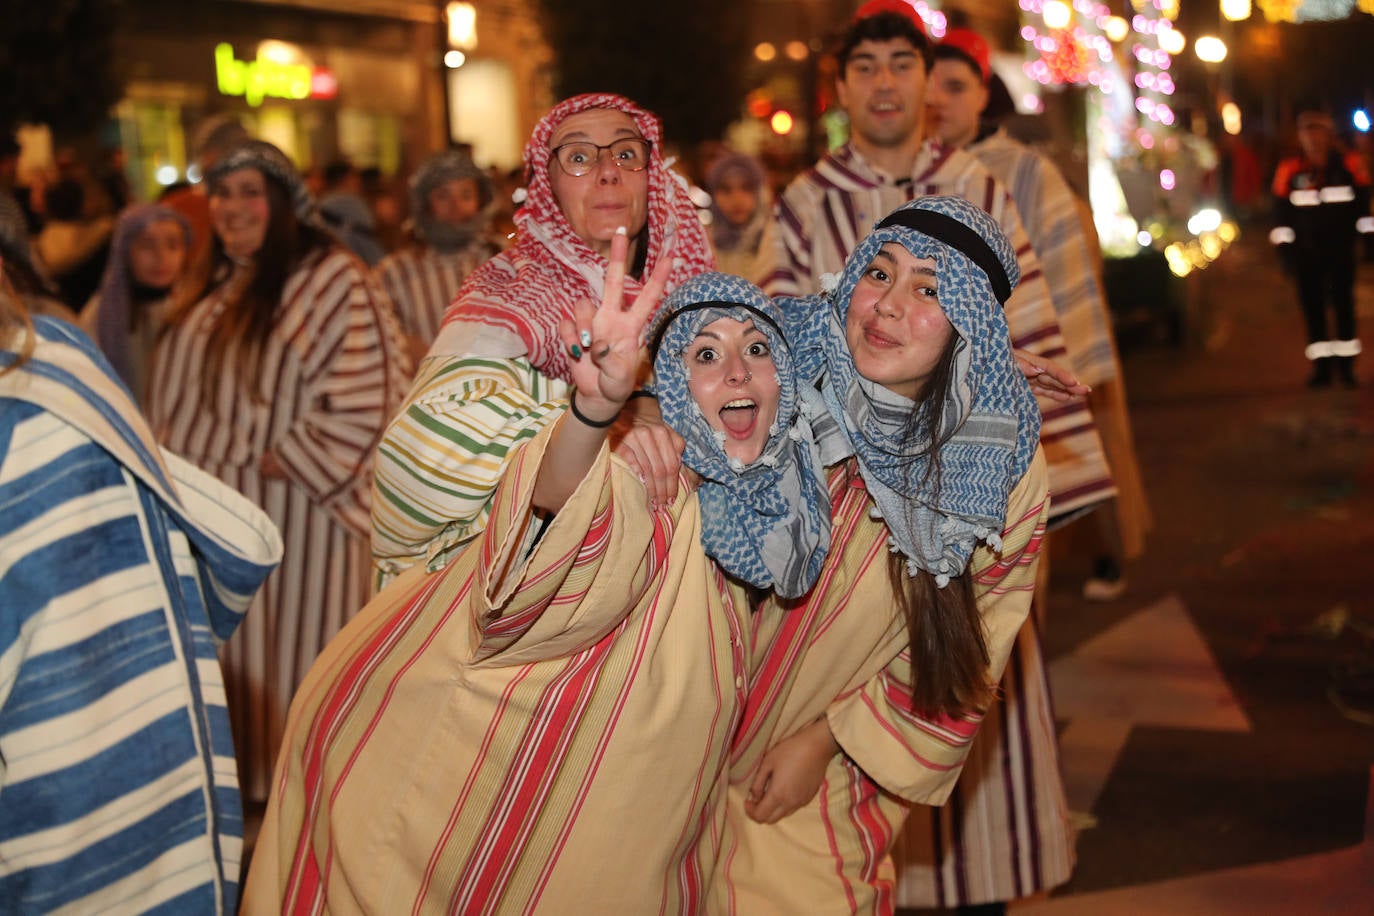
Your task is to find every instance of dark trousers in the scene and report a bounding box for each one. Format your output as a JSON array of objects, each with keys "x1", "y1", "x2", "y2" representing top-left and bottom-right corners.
[{"x1": 1295, "y1": 252, "x2": 1357, "y2": 346}]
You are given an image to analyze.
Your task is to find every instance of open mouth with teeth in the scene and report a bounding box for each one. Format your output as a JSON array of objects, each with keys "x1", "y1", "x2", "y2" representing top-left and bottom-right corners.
[{"x1": 719, "y1": 398, "x2": 759, "y2": 438}]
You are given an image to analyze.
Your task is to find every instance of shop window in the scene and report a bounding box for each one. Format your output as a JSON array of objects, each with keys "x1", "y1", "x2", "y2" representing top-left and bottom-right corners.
[
  {"x1": 447, "y1": 59, "x2": 520, "y2": 170},
  {"x1": 338, "y1": 110, "x2": 401, "y2": 176}
]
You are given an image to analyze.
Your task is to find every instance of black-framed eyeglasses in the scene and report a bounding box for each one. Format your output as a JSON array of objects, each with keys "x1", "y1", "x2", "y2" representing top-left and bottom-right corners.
[{"x1": 549, "y1": 138, "x2": 652, "y2": 177}]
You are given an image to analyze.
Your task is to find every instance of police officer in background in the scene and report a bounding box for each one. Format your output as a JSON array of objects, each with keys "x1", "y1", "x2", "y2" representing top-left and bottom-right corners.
[{"x1": 1270, "y1": 109, "x2": 1374, "y2": 388}]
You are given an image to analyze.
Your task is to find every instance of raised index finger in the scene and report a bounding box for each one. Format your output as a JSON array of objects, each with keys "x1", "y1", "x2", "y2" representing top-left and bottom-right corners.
[{"x1": 630, "y1": 243, "x2": 675, "y2": 328}]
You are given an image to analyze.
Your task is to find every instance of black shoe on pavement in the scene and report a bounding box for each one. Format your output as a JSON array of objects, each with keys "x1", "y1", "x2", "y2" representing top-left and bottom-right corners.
[{"x1": 1307, "y1": 357, "x2": 1333, "y2": 388}]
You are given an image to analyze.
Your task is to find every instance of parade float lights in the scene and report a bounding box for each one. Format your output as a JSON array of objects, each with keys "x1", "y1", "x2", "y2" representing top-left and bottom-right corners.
[{"x1": 1011, "y1": 0, "x2": 1240, "y2": 267}]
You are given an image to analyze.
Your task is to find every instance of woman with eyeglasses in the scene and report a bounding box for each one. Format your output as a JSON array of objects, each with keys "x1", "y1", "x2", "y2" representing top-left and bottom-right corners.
[{"x1": 370, "y1": 93, "x2": 715, "y2": 589}]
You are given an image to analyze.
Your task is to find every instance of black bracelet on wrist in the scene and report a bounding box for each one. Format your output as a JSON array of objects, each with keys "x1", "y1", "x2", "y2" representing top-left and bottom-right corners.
[
  {"x1": 626, "y1": 389, "x2": 657, "y2": 402},
  {"x1": 568, "y1": 390, "x2": 619, "y2": 428}
]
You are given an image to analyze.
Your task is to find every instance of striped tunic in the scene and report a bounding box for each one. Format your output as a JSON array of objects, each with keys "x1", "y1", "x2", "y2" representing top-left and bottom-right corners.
[
  {"x1": 371, "y1": 320, "x2": 569, "y2": 588},
  {"x1": 1, "y1": 317, "x2": 281, "y2": 914},
  {"x1": 967, "y1": 130, "x2": 1118, "y2": 388},
  {"x1": 149, "y1": 249, "x2": 406, "y2": 803},
  {"x1": 758, "y1": 141, "x2": 1115, "y2": 522},
  {"x1": 712, "y1": 452, "x2": 1049, "y2": 914},
  {"x1": 372, "y1": 242, "x2": 494, "y2": 354},
  {"x1": 244, "y1": 423, "x2": 751, "y2": 915}
]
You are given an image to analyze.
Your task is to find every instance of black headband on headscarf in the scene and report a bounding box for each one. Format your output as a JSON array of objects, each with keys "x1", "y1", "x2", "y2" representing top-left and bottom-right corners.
[{"x1": 875, "y1": 208, "x2": 1013, "y2": 304}]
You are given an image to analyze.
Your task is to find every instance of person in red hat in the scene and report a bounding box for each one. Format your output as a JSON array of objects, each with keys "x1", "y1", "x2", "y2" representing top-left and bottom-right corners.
[
  {"x1": 926, "y1": 24, "x2": 1151, "y2": 604},
  {"x1": 1270, "y1": 108, "x2": 1372, "y2": 388}
]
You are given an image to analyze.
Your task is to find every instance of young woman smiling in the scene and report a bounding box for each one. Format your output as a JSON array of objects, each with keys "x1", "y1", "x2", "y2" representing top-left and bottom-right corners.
[{"x1": 714, "y1": 196, "x2": 1051, "y2": 914}]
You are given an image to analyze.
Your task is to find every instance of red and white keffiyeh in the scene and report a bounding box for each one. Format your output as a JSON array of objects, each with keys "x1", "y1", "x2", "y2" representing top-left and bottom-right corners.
[{"x1": 441, "y1": 93, "x2": 715, "y2": 381}]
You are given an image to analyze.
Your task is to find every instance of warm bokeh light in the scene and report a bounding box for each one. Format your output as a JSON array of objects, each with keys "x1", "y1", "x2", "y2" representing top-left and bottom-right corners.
[
  {"x1": 1195, "y1": 36, "x2": 1227, "y2": 63},
  {"x1": 444, "y1": 50, "x2": 466, "y2": 69},
  {"x1": 754, "y1": 42, "x2": 777, "y2": 62},
  {"x1": 1222, "y1": 102, "x2": 1243, "y2": 135},
  {"x1": 1105, "y1": 16, "x2": 1130, "y2": 42},
  {"x1": 770, "y1": 109, "x2": 794, "y2": 135},
  {"x1": 1221, "y1": 0, "x2": 1252, "y2": 21},
  {"x1": 446, "y1": 2, "x2": 477, "y2": 51},
  {"x1": 785, "y1": 40, "x2": 809, "y2": 61},
  {"x1": 1158, "y1": 27, "x2": 1186, "y2": 55},
  {"x1": 1043, "y1": 0, "x2": 1072, "y2": 30}
]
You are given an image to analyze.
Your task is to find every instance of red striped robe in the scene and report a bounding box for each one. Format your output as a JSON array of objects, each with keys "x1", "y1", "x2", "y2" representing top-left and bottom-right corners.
[
  {"x1": 149, "y1": 248, "x2": 406, "y2": 802},
  {"x1": 243, "y1": 426, "x2": 751, "y2": 915},
  {"x1": 711, "y1": 451, "x2": 1049, "y2": 914},
  {"x1": 373, "y1": 242, "x2": 494, "y2": 354}
]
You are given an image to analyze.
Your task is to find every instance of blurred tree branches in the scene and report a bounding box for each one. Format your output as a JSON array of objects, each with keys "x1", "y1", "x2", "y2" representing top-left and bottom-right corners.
[
  {"x1": 0, "y1": 0, "x2": 124, "y2": 140},
  {"x1": 533, "y1": 0, "x2": 750, "y2": 149}
]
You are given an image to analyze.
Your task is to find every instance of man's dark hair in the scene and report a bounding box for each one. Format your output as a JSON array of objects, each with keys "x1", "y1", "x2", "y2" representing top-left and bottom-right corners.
[
  {"x1": 931, "y1": 43, "x2": 981, "y2": 78},
  {"x1": 836, "y1": 11, "x2": 932, "y2": 74},
  {"x1": 45, "y1": 179, "x2": 85, "y2": 221},
  {"x1": 323, "y1": 160, "x2": 355, "y2": 188}
]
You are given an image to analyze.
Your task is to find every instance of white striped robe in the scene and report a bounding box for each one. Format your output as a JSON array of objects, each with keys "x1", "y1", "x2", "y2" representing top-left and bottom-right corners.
[
  {"x1": 758, "y1": 140, "x2": 1116, "y2": 521},
  {"x1": 372, "y1": 242, "x2": 494, "y2": 353},
  {"x1": 967, "y1": 130, "x2": 1118, "y2": 387},
  {"x1": 149, "y1": 248, "x2": 406, "y2": 802},
  {"x1": 758, "y1": 143, "x2": 1084, "y2": 907},
  {"x1": 1, "y1": 317, "x2": 281, "y2": 913}
]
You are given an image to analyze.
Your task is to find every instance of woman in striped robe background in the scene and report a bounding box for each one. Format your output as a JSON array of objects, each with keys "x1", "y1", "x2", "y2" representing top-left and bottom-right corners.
[{"x1": 149, "y1": 140, "x2": 407, "y2": 805}]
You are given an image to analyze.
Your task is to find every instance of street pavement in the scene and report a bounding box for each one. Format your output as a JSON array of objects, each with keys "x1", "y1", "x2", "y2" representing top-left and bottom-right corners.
[{"x1": 1013, "y1": 230, "x2": 1374, "y2": 913}]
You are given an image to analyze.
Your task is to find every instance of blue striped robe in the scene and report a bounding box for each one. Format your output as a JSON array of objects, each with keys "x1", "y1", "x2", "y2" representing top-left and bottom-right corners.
[{"x1": 0, "y1": 317, "x2": 282, "y2": 914}]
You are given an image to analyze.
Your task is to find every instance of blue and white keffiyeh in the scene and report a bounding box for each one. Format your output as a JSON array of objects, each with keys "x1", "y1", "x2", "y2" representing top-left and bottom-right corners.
[
  {"x1": 785, "y1": 196, "x2": 1041, "y2": 585},
  {"x1": 651, "y1": 271, "x2": 831, "y2": 598}
]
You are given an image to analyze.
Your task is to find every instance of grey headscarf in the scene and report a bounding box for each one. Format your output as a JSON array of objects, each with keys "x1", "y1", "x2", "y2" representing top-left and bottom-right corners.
[
  {"x1": 206, "y1": 140, "x2": 315, "y2": 220},
  {"x1": 409, "y1": 151, "x2": 494, "y2": 253}
]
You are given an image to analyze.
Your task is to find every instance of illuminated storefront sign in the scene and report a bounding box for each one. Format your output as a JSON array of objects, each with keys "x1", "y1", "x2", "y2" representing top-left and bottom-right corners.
[{"x1": 214, "y1": 42, "x2": 337, "y2": 106}]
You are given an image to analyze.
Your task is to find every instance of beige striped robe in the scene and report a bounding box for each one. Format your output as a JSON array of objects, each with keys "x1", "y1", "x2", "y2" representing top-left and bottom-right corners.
[
  {"x1": 710, "y1": 452, "x2": 1050, "y2": 915},
  {"x1": 243, "y1": 423, "x2": 751, "y2": 915},
  {"x1": 149, "y1": 248, "x2": 406, "y2": 802}
]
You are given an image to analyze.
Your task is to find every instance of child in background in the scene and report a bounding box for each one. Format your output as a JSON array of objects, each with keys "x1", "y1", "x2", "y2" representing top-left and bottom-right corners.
[
  {"x1": 705, "y1": 151, "x2": 771, "y2": 279},
  {"x1": 80, "y1": 204, "x2": 191, "y2": 409}
]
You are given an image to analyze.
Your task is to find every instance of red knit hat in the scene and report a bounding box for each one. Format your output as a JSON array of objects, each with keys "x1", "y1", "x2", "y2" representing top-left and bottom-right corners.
[
  {"x1": 853, "y1": 0, "x2": 928, "y2": 37},
  {"x1": 940, "y1": 27, "x2": 991, "y2": 83}
]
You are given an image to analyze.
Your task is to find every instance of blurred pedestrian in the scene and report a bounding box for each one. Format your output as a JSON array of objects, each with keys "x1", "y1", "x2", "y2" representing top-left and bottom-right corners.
[
  {"x1": 78, "y1": 204, "x2": 192, "y2": 409},
  {"x1": 1270, "y1": 109, "x2": 1373, "y2": 388},
  {"x1": 704, "y1": 150, "x2": 771, "y2": 277},
  {"x1": 370, "y1": 93, "x2": 714, "y2": 588},
  {"x1": 148, "y1": 139, "x2": 407, "y2": 806},
  {"x1": 0, "y1": 191, "x2": 76, "y2": 323},
  {"x1": 318, "y1": 159, "x2": 386, "y2": 266},
  {"x1": 33, "y1": 178, "x2": 112, "y2": 312},
  {"x1": 1, "y1": 251, "x2": 281, "y2": 913},
  {"x1": 373, "y1": 150, "x2": 497, "y2": 367}
]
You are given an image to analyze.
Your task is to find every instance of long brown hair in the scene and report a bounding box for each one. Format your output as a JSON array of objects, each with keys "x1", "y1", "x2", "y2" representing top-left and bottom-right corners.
[
  {"x1": 889, "y1": 332, "x2": 994, "y2": 717},
  {"x1": 0, "y1": 265, "x2": 36, "y2": 374},
  {"x1": 165, "y1": 173, "x2": 333, "y2": 408}
]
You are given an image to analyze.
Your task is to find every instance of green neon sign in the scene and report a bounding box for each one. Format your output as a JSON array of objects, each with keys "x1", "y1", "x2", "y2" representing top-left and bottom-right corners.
[{"x1": 215, "y1": 43, "x2": 312, "y2": 107}]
